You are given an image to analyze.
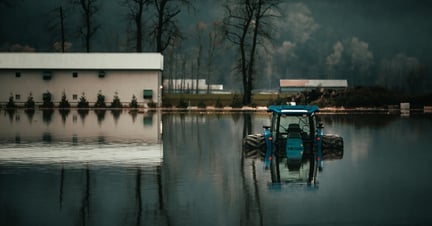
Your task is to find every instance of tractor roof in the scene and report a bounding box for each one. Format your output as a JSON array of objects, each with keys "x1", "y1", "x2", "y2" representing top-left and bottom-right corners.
[{"x1": 267, "y1": 105, "x2": 319, "y2": 115}]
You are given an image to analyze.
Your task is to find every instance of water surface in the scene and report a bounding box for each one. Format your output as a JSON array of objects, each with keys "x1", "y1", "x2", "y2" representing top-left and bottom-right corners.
[{"x1": 1, "y1": 110, "x2": 432, "y2": 225}]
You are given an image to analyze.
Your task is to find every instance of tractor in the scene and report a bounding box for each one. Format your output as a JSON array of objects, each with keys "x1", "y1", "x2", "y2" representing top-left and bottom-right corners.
[{"x1": 243, "y1": 105, "x2": 343, "y2": 184}]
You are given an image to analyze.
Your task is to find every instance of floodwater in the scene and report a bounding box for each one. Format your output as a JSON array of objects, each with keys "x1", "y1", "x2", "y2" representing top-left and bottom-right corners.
[{"x1": 1, "y1": 109, "x2": 432, "y2": 226}]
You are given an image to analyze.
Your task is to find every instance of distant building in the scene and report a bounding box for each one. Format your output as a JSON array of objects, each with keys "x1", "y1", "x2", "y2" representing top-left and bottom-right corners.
[
  {"x1": 279, "y1": 79, "x2": 348, "y2": 93},
  {"x1": 0, "y1": 53, "x2": 164, "y2": 107},
  {"x1": 163, "y1": 79, "x2": 223, "y2": 94}
]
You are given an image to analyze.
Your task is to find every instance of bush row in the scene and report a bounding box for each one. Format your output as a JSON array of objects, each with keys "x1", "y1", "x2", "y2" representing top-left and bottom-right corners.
[{"x1": 2, "y1": 91, "x2": 156, "y2": 109}]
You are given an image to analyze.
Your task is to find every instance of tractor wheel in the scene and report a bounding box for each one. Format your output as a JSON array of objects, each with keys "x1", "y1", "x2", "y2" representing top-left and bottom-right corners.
[
  {"x1": 323, "y1": 134, "x2": 343, "y2": 149},
  {"x1": 322, "y1": 134, "x2": 344, "y2": 160},
  {"x1": 242, "y1": 134, "x2": 265, "y2": 158}
]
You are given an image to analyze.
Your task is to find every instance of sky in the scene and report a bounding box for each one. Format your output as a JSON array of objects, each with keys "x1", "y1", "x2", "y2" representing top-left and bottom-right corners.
[{"x1": 1, "y1": 0, "x2": 432, "y2": 92}]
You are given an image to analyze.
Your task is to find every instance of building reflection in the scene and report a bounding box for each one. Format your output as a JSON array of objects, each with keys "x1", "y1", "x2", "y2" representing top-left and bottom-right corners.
[
  {"x1": 0, "y1": 109, "x2": 165, "y2": 226},
  {"x1": 0, "y1": 109, "x2": 162, "y2": 144}
]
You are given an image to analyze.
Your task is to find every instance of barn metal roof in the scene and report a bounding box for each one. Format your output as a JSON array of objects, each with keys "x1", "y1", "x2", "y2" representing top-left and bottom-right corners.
[
  {"x1": 280, "y1": 79, "x2": 347, "y2": 88},
  {"x1": 0, "y1": 53, "x2": 164, "y2": 70}
]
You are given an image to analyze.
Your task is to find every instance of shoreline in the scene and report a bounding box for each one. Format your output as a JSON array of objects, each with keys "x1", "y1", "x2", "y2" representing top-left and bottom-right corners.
[{"x1": 3, "y1": 105, "x2": 431, "y2": 114}]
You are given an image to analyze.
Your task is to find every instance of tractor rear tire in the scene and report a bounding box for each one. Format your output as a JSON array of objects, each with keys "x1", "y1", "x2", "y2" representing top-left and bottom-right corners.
[
  {"x1": 322, "y1": 134, "x2": 344, "y2": 160},
  {"x1": 242, "y1": 134, "x2": 266, "y2": 158}
]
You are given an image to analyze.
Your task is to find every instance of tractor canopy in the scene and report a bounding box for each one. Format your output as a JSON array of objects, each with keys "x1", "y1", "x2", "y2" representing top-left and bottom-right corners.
[{"x1": 267, "y1": 105, "x2": 319, "y2": 116}]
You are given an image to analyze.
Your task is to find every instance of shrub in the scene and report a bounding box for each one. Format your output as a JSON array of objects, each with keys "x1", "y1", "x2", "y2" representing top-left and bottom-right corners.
[
  {"x1": 110, "y1": 91, "x2": 122, "y2": 108},
  {"x1": 176, "y1": 98, "x2": 188, "y2": 108},
  {"x1": 77, "y1": 93, "x2": 89, "y2": 108},
  {"x1": 197, "y1": 100, "x2": 206, "y2": 108},
  {"x1": 24, "y1": 93, "x2": 35, "y2": 109},
  {"x1": 6, "y1": 94, "x2": 17, "y2": 109},
  {"x1": 94, "y1": 90, "x2": 107, "y2": 108},
  {"x1": 230, "y1": 94, "x2": 242, "y2": 108},
  {"x1": 147, "y1": 101, "x2": 157, "y2": 108},
  {"x1": 215, "y1": 98, "x2": 224, "y2": 108},
  {"x1": 58, "y1": 92, "x2": 71, "y2": 108},
  {"x1": 129, "y1": 95, "x2": 138, "y2": 108},
  {"x1": 161, "y1": 101, "x2": 172, "y2": 108},
  {"x1": 41, "y1": 91, "x2": 54, "y2": 108}
]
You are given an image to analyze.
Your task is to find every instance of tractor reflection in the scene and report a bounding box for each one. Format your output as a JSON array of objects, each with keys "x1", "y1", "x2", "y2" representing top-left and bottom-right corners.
[{"x1": 243, "y1": 105, "x2": 344, "y2": 186}]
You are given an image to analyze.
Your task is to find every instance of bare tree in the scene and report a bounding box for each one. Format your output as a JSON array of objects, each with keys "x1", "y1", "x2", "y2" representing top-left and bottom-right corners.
[
  {"x1": 223, "y1": 0, "x2": 281, "y2": 105},
  {"x1": 123, "y1": 0, "x2": 150, "y2": 52},
  {"x1": 149, "y1": 0, "x2": 191, "y2": 53},
  {"x1": 193, "y1": 22, "x2": 205, "y2": 94},
  {"x1": 48, "y1": 6, "x2": 70, "y2": 52},
  {"x1": 59, "y1": 7, "x2": 66, "y2": 52},
  {"x1": 192, "y1": 22, "x2": 224, "y2": 94},
  {"x1": 206, "y1": 24, "x2": 224, "y2": 94},
  {"x1": 72, "y1": 0, "x2": 100, "y2": 52}
]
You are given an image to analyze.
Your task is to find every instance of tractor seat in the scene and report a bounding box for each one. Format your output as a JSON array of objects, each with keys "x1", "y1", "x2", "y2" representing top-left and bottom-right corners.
[
  {"x1": 287, "y1": 124, "x2": 301, "y2": 132},
  {"x1": 287, "y1": 124, "x2": 302, "y2": 139}
]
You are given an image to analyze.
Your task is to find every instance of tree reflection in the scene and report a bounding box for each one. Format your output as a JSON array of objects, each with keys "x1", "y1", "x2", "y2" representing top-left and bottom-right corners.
[
  {"x1": 42, "y1": 132, "x2": 52, "y2": 143},
  {"x1": 251, "y1": 161, "x2": 264, "y2": 226},
  {"x1": 232, "y1": 112, "x2": 241, "y2": 123},
  {"x1": 98, "y1": 136, "x2": 106, "y2": 144},
  {"x1": 135, "y1": 168, "x2": 142, "y2": 226},
  {"x1": 80, "y1": 166, "x2": 91, "y2": 226},
  {"x1": 242, "y1": 113, "x2": 252, "y2": 139},
  {"x1": 78, "y1": 109, "x2": 89, "y2": 123},
  {"x1": 6, "y1": 109, "x2": 15, "y2": 123},
  {"x1": 58, "y1": 109, "x2": 70, "y2": 125},
  {"x1": 59, "y1": 165, "x2": 65, "y2": 210},
  {"x1": 42, "y1": 109, "x2": 54, "y2": 125},
  {"x1": 240, "y1": 113, "x2": 263, "y2": 226},
  {"x1": 157, "y1": 165, "x2": 164, "y2": 211},
  {"x1": 15, "y1": 135, "x2": 20, "y2": 144},
  {"x1": 111, "y1": 109, "x2": 121, "y2": 124},
  {"x1": 94, "y1": 109, "x2": 106, "y2": 125},
  {"x1": 72, "y1": 134, "x2": 78, "y2": 145},
  {"x1": 129, "y1": 110, "x2": 138, "y2": 123},
  {"x1": 24, "y1": 109, "x2": 35, "y2": 124}
]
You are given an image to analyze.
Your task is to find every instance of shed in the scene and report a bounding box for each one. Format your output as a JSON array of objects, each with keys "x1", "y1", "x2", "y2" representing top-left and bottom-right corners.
[{"x1": 280, "y1": 79, "x2": 348, "y2": 92}]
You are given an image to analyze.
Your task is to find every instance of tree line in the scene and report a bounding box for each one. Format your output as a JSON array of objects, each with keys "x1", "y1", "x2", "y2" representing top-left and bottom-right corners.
[
  {"x1": 5, "y1": 0, "x2": 284, "y2": 106},
  {"x1": 2, "y1": 0, "x2": 430, "y2": 105}
]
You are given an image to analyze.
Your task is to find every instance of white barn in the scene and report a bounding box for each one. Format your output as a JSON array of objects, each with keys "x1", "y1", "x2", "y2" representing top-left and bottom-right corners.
[{"x1": 0, "y1": 53, "x2": 164, "y2": 107}]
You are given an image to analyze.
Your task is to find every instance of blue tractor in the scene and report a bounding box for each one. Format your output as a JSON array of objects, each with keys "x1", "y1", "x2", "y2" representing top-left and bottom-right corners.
[{"x1": 243, "y1": 105, "x2": 343, "y2": 184}]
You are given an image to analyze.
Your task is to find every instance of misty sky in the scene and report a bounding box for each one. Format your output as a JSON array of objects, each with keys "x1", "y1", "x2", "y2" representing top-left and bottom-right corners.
[{"x1": 1, "y1": 0, "x2": 432, "y2": 92}]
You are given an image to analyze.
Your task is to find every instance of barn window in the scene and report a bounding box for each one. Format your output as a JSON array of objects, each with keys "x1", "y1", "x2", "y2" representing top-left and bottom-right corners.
[
  {"x1": 98, "y1": 70, "x2": 105, "y2": 78},
  {"x1": 73, "y1": 72, "x2": 78, "y2": 78},
  {"x1": 143, "y1": 90, "x2": 153, "y2": 99},
  {"x1": 15, "y1": 72, "x2": 21, "y2": 78},
  {"x1": 43, "y1": 71, "x2": 52, "y2": 80}
]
